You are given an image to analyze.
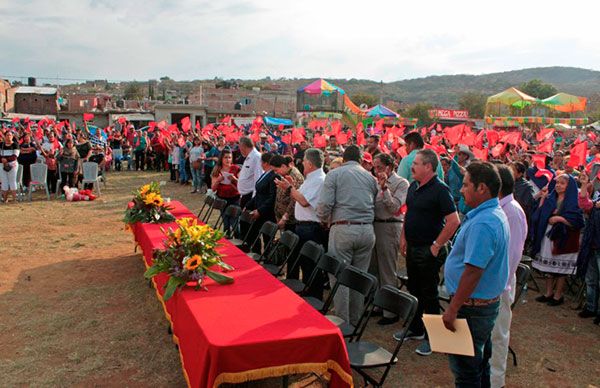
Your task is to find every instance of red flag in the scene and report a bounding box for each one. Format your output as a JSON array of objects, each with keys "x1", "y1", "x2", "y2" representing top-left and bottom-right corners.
[
  {"x1": 374, "y1": 119, "x2": 385, "y2": 133},
  {"x1": 537, "y1": 138, "x2": 554, "y2": 153},
  {"x1": 157, "y1": 120, "x2": 167, "y2": 130},
  {"x1": 35, "y1": 125, "x2": 43, "y2": 141},
  {"x1": 225, "y1": 130, "x2": 241, "y2": 143},
  {"x1": 472, "y1": 147, "x2": 488, "y2": 161},
  {"x1": 444, "y1": 123, "x2": 466, "y2": 145},
  {"x1": 568, "y1": 142, "x2": 588, "y2": 167},
  {"x1": 11, "y1": 117, "x2": 19, "y2": 123},
  {"x1": 535, "y1": 168, "x2": 554, "y2": 183},
  {"x1": 83, "y1": 113, "x2": 94, "y2": 122},
  {"x1": 291, "y1": 127, "x2": 305, "y2": 144},
  {"x1": 250, "y1": 131, "x2": 260, "y2": 144},
  {"x1": 336, "y1": 132, "x2": 348, "y2": 145},
  {"x1": 500, "y1": 131, "x2": 521, "y2": 146},
  {"x1": 396, "y1": 146, "x2": 407, "y2": 158},
  {"x1": 518, "y1": 140, "x2": 529, "y2": 151},
  {"x1": 486, "y1": 130, "x2": 499, "y2": 147},
  {"x1": 117, "y1": 117, "x2": 127, "y2": 125},
  {"x1": 379, "y1": 136, "x2": 390, "y2": 153},
  {"x1": 491, "y1": 143, "x2": 506, "y2": 158},
  {"x1": 167, "y1": 123, "x2": 179, "y2": 135},
  {"x1": 195, "y1": 120, "x2": 201, "y2": 130},
  {"x1": 282, "y1": 133, "x2": 291, "y2": 144},
  {"x1": 532, "y1": 154, "x2": 546, "y2": 169},
  {"x1": 181, "y1": 116, "x2": 191, "y2": 133},
  {"x1": 586, "y1": 154, "x2": 600, "y2": 172},
  {"x1": 313, "y1": 134, "x2": 327, "y2": 148},
  {"x1": 356, "y1": 131, "x2": 366, "y2": 146},
  {"x1": 588, "y1": 131, "x2": 598, "y2": 142},
  {"x1": 536, "y1": 128, "x2": 554, "y2": 142},
  {"x1": 356, "y1": 122, "x2": 364, "y2": 135},
  {"x1": 148, "y1": 121, "x2": 156, "y2": 133}
]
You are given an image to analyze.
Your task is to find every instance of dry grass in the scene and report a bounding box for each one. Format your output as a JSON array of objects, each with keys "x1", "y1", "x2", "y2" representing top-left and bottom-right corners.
[{"x1": 0, "y1": 170, "x2": 599, "y2": 387}]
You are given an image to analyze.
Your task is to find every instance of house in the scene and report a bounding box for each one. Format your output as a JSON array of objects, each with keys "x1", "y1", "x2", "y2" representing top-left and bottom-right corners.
[{"x1": 13, "y1": 86, "x2": 59, "y2": 116}]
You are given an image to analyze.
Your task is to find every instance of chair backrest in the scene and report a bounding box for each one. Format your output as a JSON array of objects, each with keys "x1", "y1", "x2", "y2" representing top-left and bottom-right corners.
[
  {"x1": 198, "y1": 195, "x2": 215, "y2": 221},
  {"x1": 336, "y1": 265, "x2": 378, "y2": 298},
  {"x1": 30, "y1": 163, "x2": 48, "y2": 183},
  {"x1": 216, "y1": 204, "x2": 242, "y2": 233},
  {"x1": 297, "y1": 240, "x2": 325, "y2": 265},
  {"x1": 278, "y1": 230, "x2": 300, "y2": 252},
  {"x1": 315, "y1": 253, "x2": 343, "y2": 277},
  {"x1": 512, "y1": 263, "x2": 531, "y2": 309},
  {"x1": 211, "y1": 198, "x2": 227, "y2": 211},
  {"x1": 16, "y1": 164, "x2": 23, "y2": 185},
  {"x1": 258, "y1": 221, "x2": 279, "y2": 240},
  {"x1": 82, "y1": 162, "x2": 99, "y2": 180}
]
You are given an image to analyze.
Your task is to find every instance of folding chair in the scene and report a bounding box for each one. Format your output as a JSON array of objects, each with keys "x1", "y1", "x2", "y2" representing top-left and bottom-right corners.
[
  {"x1": 280, "y1": 241, "x2": 324, "y2": 293},
  {"x1": 197, "y1": 195, "x2": 214, "y2": 223},
  {"x1": 262, "y1": 230, "x2": 300, "y2": 276},
  {"x1": 324, "y1": 266, "x2": 378, "y2": 339},
  {"x1": 396, "y1": 268, "x2": 408, "y2": 290},
  {"x1": 347, "y1": 286, "x2": 418, "y2": 388},
  {"x1": 228, "y1": 210, "x2": 255, "y2": 250},
  {"x1": 215, "y1": 204, "x2": 242, "y2": 238},
  {"x1": 207, "y1": 198, "x2": 227, "y2": 229},
  {"x1": 247, "y1": 221, "x2": 279, "y2": 262},
  {"x1": 302, "y1": 253, "x2": 344, "y2": 311},
  {"x1": 508, "y1": 263, "x2": 531, "y2": 367},
  {"x1": 520, "y1": 255, "x2": 540, "y2": 292},
  {"x1": 28, "y1": 163, "x2": 50, "y2": 201},
  {"x1": 81, "y1": 162, "x2": 102, "y2": 196}
]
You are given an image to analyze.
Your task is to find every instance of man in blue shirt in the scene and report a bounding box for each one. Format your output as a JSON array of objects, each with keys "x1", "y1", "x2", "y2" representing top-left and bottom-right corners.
[
  {"x1": 443, "y1": 162, "x2": 510, "y2": 387},
  {"x1": 397, "y1": 132, "x2": 444, "y2": 183}
]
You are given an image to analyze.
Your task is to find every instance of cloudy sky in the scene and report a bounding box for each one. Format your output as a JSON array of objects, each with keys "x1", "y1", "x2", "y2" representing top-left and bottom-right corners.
[{"x1": 1, "y1": 0, "x2": 598, "y2": 83}]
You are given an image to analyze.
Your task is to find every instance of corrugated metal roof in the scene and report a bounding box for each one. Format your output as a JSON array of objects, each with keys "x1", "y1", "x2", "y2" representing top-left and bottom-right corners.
[{"x1": 14, "y1": 86, "x2": 57, "y2": 95}]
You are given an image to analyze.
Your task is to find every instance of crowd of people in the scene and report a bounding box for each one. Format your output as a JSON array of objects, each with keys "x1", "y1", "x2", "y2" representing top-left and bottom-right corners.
[{"x1": 2, "y1": 116, "x2": 600, "y2": 386}]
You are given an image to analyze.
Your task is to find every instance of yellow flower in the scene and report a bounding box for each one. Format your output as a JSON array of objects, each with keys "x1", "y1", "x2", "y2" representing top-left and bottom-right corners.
[
  {"x1": 139, "y1": 184, "x2": 151, "y2": 195},
  {"x1": 152, "y1": 196, "x2": 164, "y2": 207},
  {"x1": 184, "y1": 255, "x2": 202, "y2": 270},
  {"x1": 143, "y1": 192, "x2": 158, "y2": 205}
]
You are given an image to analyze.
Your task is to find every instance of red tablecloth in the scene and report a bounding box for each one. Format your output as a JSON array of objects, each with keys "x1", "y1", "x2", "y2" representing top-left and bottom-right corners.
[{"x1": 131, "y1": 201, "x2": 353, "y2": 388}]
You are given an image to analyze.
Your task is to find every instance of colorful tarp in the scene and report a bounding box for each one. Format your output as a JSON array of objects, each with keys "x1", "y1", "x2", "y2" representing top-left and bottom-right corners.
[
  {"x1": 542, "y1": 93, "x2": 587, "y2": 113},
  {"x1": 264, "y1": 116, "x2": 293, "y2": 126},
  {"x1": 298, "y1": 79, "x2": 345, "y2": 95},
  {"x1": 487, "y1": 87, "x2": 537, "y2": 107},
  {"x1": 343, "y1": 95, "x2": 365, "y2": 115},
  {"x1": 485, "y1": 116, "x2": 589, "y2": 127},
  {"x1": 366, "y1": 104, "x2": 400, "y2": 118}
]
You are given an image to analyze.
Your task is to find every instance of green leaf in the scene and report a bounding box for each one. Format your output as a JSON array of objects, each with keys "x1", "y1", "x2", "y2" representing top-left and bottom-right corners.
[
  {"x1": 144, "y1": 265, "x2": 161, "y2": 279},
  {"x1": 163, "y1": 277, "x2": 184, "y2": 301},
  {"x1": 205, "y1": 269, "x2": 234, "y2": 285}
]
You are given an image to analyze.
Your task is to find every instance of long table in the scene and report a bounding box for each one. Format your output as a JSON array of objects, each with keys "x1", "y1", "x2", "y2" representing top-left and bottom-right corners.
[{"x1": 131, "y1": 201, "x2": 353, "y2": 388}]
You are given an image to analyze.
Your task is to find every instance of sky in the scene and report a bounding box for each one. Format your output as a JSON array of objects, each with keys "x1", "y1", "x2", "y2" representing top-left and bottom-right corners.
[{"x1": 1, "y1": 0, "x2": 599, "y2": 84}]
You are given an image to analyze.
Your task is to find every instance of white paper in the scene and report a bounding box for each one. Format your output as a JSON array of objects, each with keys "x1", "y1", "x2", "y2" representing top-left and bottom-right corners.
[
  {"x1": 422, "y1": 314, "x2": 474, "y2": 356},
  {"x1": 222, "y1": 172, "x2": 231, "y2": 185}
]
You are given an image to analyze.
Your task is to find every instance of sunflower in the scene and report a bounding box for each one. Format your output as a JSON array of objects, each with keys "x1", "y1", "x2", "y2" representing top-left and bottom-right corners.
[
  {"x1": 139, "y1": 184, "x2": 151, "y2": 196},
  {"x1": 184, "y1": 255, "x2": 201, "y2": 270},
  {"x1": 152, "y1": 195, "x2": 164, "y2": 207},
  {"x1": 143, "y1": 192, "x2": 158, "y2": 205}
]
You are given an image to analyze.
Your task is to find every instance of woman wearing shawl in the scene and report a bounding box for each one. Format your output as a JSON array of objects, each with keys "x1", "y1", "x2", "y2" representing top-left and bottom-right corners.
[{"x1": 531, "y1": 174, "x2": 584, "y2": 306}]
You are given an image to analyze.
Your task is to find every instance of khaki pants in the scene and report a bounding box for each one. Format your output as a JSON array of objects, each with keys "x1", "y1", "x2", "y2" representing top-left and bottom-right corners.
[{"x1": 372, "y1": 221, "x2": 402, "y2": 318}]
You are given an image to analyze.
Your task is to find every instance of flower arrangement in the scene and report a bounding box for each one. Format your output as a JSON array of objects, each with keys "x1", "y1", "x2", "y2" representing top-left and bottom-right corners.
[
  {"x1": 123, "y1": 182, "x2": 175, "y2": 224},
  {"x1": 144, "y1": 217, "x2": 234, "y2": 300}
]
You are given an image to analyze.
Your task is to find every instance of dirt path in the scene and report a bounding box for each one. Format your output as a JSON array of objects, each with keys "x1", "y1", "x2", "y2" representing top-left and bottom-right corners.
[{"x1": 0, "y1": 171, "x2": 598, "y2": 387}]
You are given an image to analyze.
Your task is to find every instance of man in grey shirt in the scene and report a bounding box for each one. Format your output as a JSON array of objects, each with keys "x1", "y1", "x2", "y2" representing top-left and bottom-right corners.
[{"x1": 317, "y1": 145, "x2": 378, "y2": 325}]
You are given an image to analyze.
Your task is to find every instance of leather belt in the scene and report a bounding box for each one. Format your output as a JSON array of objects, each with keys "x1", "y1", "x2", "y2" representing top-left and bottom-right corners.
[
  {"x1": 460, "y1": 295, "x2": 500, "y2": 307},
  {"x1": 332, "y1": 220, "x2": 371, "y2": 226},
  {"x1": 374, "y1": 219, "x2": 402, "y2": 223},
  {"x1": 295, "y1": 220, "x2": 320, "y2": 225}
]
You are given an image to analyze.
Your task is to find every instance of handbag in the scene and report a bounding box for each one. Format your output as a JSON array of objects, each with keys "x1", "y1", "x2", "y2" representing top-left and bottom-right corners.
[{"x1": 2, "y1": 164, "x2": 10, "y2": 172}]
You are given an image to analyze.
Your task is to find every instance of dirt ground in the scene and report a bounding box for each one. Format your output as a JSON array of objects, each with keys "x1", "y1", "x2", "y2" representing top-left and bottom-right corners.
[{"x1": 0, "y1": 170, "x2": 599, "y2": 387}]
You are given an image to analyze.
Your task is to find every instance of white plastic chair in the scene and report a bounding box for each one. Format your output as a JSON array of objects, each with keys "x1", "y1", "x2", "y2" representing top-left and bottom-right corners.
[
  {"x1": 82, "y1": 162, "x2": 102, "y2": 196},
  {"x1": 28, "y1": 163, "x2": 50, "y2": 201},
  {"x1": 16, "y1": 164, "x2": 25, "y2": 202}
]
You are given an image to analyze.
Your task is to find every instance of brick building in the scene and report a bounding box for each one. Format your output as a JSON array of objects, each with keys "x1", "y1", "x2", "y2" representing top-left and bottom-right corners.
[{"x1": 14, "y1": 86, "x2": 59, "y2": 116}]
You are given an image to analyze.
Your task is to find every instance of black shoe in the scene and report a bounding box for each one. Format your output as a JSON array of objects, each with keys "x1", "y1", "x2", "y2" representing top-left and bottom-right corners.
[
  {"x1": 547, "y1": 297, "x2": 564, "y2": 306},
  {"x1": 535, "y1": 294, "x2": 553, "y2": 303},
  {"x1": 370, "y1": 309, "x2": 383, "y2": 317},
  {"x1": 578, "y1": 309, "x2": 596, "y2": 318},
  {"x1": 594, "y1": 316, "x2": 600, "y2": 325},
  {"x1": 377, "y1": 316, "x2": 399, "y2": 326}
]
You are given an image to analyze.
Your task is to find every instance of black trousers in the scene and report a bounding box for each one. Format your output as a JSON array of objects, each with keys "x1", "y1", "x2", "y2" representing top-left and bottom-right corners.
[
  {"x1": 293, "y1": 222, "x2": 327, "y2": 299},
  {"x1": 134, "y1": 150, "x2": 145, "y2": 170},
  {"x1": 238, "y1": 192, "x2": 255, "y2": 241},
  {"x1": 406, "y1": 243, "x2": 447, "y2": 336}
]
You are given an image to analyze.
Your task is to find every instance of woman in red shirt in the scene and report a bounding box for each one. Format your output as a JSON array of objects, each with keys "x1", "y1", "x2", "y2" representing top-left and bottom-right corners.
[{"x1": 211, "y1": 149, "x2": 240, "y2": 235}]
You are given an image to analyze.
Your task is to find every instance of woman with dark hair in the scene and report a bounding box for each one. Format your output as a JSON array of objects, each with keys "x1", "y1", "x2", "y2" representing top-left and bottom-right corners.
[
  {"x1": 0, "y1": 131, "x2": 20, "y2": 203},
  {"x1": 211, "y1": 149, "x2": 240, "y2": 235},
  {"x1": 18, "y1": 133, "x2": 38, "y2": 189},
  {"x1": 58, "y1": 139, "x2": 79, "y2": 189},
  {"x1": 531, "y1": 174, "x2": 584, "y2": 306}
]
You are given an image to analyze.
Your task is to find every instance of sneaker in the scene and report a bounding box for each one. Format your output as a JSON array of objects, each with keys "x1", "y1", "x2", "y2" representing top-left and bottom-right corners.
[
  {"x1": 394, "y1": 329, "x2": 425, "y2": 342},
  {"x1": 415, "y1": 340, "x2": 432, "y2": 356}
]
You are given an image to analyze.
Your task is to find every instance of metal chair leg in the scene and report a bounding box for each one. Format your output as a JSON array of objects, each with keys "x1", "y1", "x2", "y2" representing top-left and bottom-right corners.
[{"x1": 509, "y1": 345, "x2": 517, "y2": 366}]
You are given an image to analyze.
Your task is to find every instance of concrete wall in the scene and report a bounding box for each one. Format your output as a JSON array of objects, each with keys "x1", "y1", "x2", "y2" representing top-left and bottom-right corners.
[{"x1": 154, "y1": 104, "x2": 207, "y2": 127}]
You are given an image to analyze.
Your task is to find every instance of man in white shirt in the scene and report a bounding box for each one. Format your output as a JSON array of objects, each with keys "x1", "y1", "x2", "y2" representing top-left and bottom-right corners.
[
  {"x1": 237, "y1": 136, "x2": 263, "y2": 209},
  {"x1": 275, "y1": 148, "x2": 327, "y2": 298}
]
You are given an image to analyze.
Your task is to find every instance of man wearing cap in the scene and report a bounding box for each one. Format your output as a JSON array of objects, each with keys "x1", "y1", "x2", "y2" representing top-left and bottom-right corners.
[
  {"x1": 257, "y1": 133, "x2": 271, "y2": 153},
  {"x1": 361, "y1": 151, "x2": 374, "y2": 174},
  {"x1": 317, "y1": 145, "x2": 378, "y2": 325}
]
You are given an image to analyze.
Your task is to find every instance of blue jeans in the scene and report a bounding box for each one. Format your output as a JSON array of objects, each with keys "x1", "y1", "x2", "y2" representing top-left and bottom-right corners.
[
  {"x1": 448, "y1": 301, "x2": 500, "y2": 388},
  {"x1": 179, "y1": 160, "x2": 188, "y2": 182},
  {"x1": 191, "y1": 167, "x2": 204, "y2": 190},
  {"x1": 585, "y1": 250, "x2": 600, "y2": 314}
]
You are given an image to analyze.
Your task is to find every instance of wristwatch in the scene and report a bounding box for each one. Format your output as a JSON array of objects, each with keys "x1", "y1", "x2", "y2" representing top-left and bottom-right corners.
[{"x1": 432, "y1": 240, "x2": 442, "y2": 248}]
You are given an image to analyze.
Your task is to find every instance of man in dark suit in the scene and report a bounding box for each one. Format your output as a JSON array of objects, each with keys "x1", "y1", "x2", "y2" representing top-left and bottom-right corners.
[{"x1": 246, "y1": 153, "x2": 278, "y2": 253}]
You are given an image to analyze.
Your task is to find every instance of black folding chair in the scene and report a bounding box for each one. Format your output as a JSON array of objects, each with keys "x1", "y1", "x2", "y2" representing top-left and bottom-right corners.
[
  {"x1": 281, "y1": 241, "x2": 324, "y2": 293},
  {"x1": 247, "y1": 221, "x2": 279, "y2": 262},
  {"x1": 302, "y1": 254, "x2": 344, "y2": 311},
  {"x1": 346, "y1": 286, "x2": 418, "y2": 388},
  {"x1": 395, "y1": 268, "x2": 408, "y2": 290},
  {"x1": 228, "y1": 210, "x2": 255, "y2": 251},
  {"x1": 262, "y1": 231, "x2": 300, "y2": 276},
  {"x1": 208, "y1": 198, "x2": 227, "y2": 229},
  {"x1": 197, "y1": 195, "x2": 214, "y2": 223},
  {"x1": 324, "y1": 266, "x2": 378, "y2": 340},
  {"x1": 215, "y1": 204, "x2": 242, "y2": 238},
  {"x1": 508, "y1": 263, "x2": 531, "y2": 367}
]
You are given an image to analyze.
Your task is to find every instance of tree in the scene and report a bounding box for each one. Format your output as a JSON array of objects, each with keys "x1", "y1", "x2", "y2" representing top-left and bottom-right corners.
[
  {"x1": 520, "y1": 79, "x2": 558, "y2": 99},
  {"x1": 458, "y1": 92, "x2": 487, "y2": 118},
  {"x1": 405, "y1": 103, "x2": 433, "y2": 127},
  {"x1": 123, "y1": 82, "x2": 144, "y2": 100},
  {"x1": 351, "y1": 93, "x2": 378, "y2": 108}
]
